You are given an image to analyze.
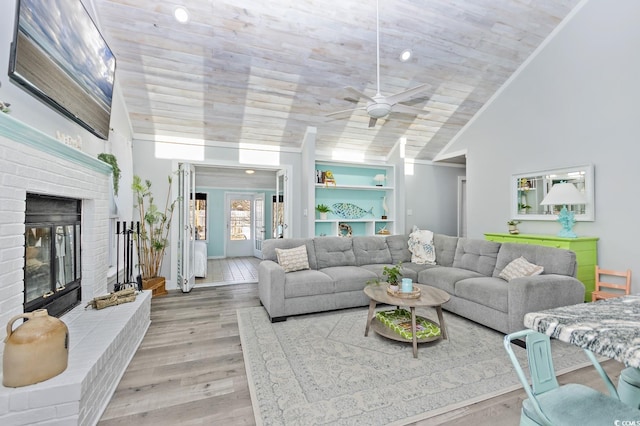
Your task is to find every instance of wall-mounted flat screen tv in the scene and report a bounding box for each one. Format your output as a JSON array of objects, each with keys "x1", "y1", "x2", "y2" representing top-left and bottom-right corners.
[{"x1": 9, "y1": 0, "x2": 116, "y2": 140}]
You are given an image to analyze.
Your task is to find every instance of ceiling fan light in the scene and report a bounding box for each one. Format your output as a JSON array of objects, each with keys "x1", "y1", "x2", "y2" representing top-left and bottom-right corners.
[
  {"x1": 367, "y1": 102, "x2": 391, "y2": 118},
  {"x1": 400, "y1": 49, "x2": 412, "y2": 61}
]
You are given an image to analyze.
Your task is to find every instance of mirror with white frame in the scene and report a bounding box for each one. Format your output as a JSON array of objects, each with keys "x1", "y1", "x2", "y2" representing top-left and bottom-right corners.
[{"x1": 511, "y1": 164, "x2": 594, "y2": 221}]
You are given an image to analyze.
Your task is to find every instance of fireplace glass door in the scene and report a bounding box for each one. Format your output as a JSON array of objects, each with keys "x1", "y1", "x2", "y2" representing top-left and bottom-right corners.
[
  {"x1": 25, "y1": 226, "x2": 52, "y2": 303},
  {"x1": 24, "y1": 194, "x2": 82, "y2": 317}
]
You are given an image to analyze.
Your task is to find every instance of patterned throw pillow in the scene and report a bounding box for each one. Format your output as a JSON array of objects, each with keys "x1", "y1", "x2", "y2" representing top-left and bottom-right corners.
[
  {"x1": 275, "y1": 245, "x2": 310, "y2": 272},
  {"x1": 499, "y1": 256, "x2": 544, "y2": 281},
  {"x1": 408, "y1": 226, "x2": 436, "y2": 265}
]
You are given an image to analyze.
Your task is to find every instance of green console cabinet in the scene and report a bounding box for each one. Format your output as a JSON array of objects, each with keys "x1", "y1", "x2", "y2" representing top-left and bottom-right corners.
[{"x1": 484, "y1": 233, "x2": 598, "y2": 302}]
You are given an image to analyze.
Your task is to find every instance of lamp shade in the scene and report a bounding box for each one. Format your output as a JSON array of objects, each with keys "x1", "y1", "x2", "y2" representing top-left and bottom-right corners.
[
  {"x1": 373, "y1": 174, "x2": 386, "y2": 184},
  {"x1": 540, "y1": 182, "x2": 586, "y2": 206}
]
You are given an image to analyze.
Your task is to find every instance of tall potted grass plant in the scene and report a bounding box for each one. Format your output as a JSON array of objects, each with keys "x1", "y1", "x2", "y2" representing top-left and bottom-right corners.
[{"x1": 132, "y1": 173, "x2": 178, "y2": 296}]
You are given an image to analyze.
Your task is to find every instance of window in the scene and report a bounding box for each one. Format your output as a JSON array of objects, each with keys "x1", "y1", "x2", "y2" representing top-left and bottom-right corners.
[
  {"x1": 191, "y1": 192, "x2": 207, "y2": 240},
  {"x1": 230, "y1": 198, "x2": 251, "y2": 240}
]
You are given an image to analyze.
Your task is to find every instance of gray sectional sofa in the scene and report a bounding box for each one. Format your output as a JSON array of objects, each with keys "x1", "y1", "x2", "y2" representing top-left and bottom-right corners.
[{"x1": 258, "y1": 234, "x2": 585, "y2": 334}]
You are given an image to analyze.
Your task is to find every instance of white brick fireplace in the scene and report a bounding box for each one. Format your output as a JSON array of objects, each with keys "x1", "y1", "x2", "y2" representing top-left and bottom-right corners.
[{"x1": 0, "y1": 113, "x2": 151, "y2": 425}]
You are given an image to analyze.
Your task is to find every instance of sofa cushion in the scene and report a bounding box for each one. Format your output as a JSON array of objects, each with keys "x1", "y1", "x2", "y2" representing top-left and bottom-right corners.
[
  {"x1": 452, "y1": 238, "x2": 501, "y2": 276},
  {"x1": 284, "y1": 270, "x2": 334, "y2": 298},
  {"x1": 400, "y1": 262, "x2": 436, "y2": 282},
  {"x1": 314, "y1": 237, "x2": 356, "y2": 268},
  {"x1": 434, "y1": 234, "x2": 458, "y2": 267},
  {"x1": 275, "y1": 245, "x2": 310, "y2": 272},
  {"x1": 493, "y1": 243, "x2": 577, "y2": 278},
  {"x1": 386, "y1": 234, "x2": 412, "y2": 264},
  {"x1": 498, "y1": 256, "x2": 544, "y2": 281},
  {"x1": 454, "y1": 277, "x2": 509, "y2": 312},
  {"x1": 360, "y1": 264, "x2": 392, "y2": 281},
  {"x1": 353, "y1": 236, "x2": 392, "y2": 265},
  {"x1": 263, "y1": 238, "x2": 317, "y2": 270},
  {"x1": 418, "y1": 266, "x2": 484, "y2": 295},
  {"x1": 320, "y1": 266, "x2": 377, "y2": 292}
]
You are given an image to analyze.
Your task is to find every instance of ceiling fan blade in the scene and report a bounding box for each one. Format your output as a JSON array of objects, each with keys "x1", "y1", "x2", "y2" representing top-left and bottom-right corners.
[
  {"x1": 368, "y1": 117, "x2": 378, "y2": 128},
  {"x1": 345, "y1": 86, "x2": 376, "y2": 103},
  {"x1": 392, "y1": 103, "x2": 428, "y2": 115},
  {"x1": 326, "y1": 106, "x2": 366, "y2": 117},
  {"x1": 386, "y1": 84, "x2": 429, "y2": 105}
]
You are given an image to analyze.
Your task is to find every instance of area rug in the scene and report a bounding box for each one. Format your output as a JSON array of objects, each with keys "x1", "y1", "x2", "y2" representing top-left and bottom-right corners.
[{"x1": 237, "y1": 306, "x2": 591, "y2": 425}]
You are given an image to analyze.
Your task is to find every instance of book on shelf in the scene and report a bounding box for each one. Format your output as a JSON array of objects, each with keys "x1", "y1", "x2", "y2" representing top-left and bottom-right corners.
[{"x1": 316, "y1": 170, "x2": 328, "y2": 184}]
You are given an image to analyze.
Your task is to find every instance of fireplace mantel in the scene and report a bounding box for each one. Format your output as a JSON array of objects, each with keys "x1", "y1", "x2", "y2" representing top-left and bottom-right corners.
[{"x1": 0, "y1": 112, "x2": 112, "y2": 176}]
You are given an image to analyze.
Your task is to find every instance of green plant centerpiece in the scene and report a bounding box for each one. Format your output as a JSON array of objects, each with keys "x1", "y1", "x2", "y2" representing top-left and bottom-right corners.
[
  {"x1": 98, "y1": 153, "x2": 121, "y2": 196},
  {"x1": 132, "y1": 174, "x2": 179, "y2": 283},
  {"x1": 383, "y1": 262, "x2": 403, "y2": 289}
]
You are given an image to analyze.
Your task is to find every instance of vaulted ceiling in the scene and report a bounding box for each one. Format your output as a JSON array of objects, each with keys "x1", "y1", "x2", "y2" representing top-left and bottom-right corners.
[{"x1": 91, "y1": 0, "x2": 580, "y2": 163}]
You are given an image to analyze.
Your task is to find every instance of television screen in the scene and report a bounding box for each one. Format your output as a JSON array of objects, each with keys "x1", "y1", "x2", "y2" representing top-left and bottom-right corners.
[{"x1": 9, "y1": 0, "x2": 116, "y2": 140}]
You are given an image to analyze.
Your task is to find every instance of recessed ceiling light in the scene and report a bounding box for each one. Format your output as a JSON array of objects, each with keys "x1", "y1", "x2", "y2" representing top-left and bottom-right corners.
[
  {"x1": 173, "y1": 6, "x2": 189, "y2": 24},
  {"x1": 245, "y1": 169, "x2": 255, "y2": 174},
  {"x1": 400, "y1": 49, "x2": 412, "y2": 62}
]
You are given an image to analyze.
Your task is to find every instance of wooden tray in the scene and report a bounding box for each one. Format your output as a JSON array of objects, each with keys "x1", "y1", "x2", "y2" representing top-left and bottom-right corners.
[{"x1": 386, "y1": 285, "x2": 421, "y2": 299}]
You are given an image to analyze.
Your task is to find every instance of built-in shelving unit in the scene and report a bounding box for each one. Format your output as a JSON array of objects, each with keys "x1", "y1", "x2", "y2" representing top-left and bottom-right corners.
[{"x1": 314, "y1": 161, "x2": 395, "y2": 237}]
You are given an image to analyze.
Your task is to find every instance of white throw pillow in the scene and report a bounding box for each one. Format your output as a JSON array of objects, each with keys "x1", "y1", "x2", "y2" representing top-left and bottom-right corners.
[
  {"x1": 275, "y1": 245, "x2": 310, "y2": 272},
  {"x1": 408, "y1": 226, "x2": 436, "y2": 265},
  {"x1": 499, "y1": 256, "x2": 544, "y2": 281}
]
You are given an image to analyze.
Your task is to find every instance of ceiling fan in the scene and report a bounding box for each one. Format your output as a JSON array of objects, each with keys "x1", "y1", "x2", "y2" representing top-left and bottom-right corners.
[{"x1": 327, "y1": 0, "x2": 429, "y2": 127}]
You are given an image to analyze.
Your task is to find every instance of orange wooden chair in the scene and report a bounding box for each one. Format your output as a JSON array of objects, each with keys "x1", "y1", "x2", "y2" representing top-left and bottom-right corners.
[{"x1": 591, "y1": 265, "x2": 632, "y2": 302}]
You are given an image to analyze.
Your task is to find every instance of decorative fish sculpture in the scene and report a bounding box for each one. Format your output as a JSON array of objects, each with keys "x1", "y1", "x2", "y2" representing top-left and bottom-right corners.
[{"x1": 332, "y1": 203, "x2": 373, "y2": 219}]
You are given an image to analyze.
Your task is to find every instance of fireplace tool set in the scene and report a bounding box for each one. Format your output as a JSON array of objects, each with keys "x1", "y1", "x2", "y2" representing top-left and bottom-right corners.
[
  {"x1": 115, "y1": 221, "x2": 143, "y2": 292},
  {"x1": 86, "y1": 221, "x2": 142, "y2": 310}
]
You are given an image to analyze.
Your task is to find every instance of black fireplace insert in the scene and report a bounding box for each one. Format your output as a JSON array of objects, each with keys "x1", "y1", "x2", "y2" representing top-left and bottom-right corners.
[{"x1": 24, "y1": 193, "x2": 81, "y2": 317}]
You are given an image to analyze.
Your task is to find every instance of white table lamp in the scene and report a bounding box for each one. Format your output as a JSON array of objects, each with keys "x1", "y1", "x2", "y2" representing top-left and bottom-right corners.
[
  {"x1": 540, "y1": 182, "x2": 586, "y2": 238},
  {"x1": 373, "y1": 174, "x2": 386, "y2": 186}
]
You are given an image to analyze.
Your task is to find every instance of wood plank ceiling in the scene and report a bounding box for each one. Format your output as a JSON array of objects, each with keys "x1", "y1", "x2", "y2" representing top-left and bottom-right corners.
[{"x1": 91, "y1": 0, "x2": 580, "y2": 163}]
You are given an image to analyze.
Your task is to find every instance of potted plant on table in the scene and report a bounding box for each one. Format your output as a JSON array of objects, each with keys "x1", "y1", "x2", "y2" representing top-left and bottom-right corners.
[
  {"x1": 383, "y1": 262, "x2": 403, "y2": 292},
  {"x1": 132, "y1": 173, "x2": 179, "y2": 296},
  {"x1": 507, "y1": 220, "x2": 521, "y2": 235},
  {"x1": 316, "y1": 204, "x2": 332, "y2": 220}
]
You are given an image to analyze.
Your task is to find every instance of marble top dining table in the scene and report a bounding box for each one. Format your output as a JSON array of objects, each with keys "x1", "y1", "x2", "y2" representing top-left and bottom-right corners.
[{"x1": 524, "y1": 295, "x2": 640, "y2": 368}]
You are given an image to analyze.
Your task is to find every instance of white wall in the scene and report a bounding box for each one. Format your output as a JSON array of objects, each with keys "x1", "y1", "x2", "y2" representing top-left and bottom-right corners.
[
  {"x1": 440, "y1": 0, "x2": 640, "y2": 290},
  {"x1": 404, "y1": 161, "x2": 466, "y2": 235}
]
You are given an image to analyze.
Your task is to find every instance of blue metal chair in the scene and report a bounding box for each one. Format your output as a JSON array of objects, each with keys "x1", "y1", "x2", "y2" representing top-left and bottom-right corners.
[
  {"x1": 504, "y1": 329, "x2": 640, "y2": 425},
  {"x1": 619, "y1": 367, "x2": 640, "y2": 409}
]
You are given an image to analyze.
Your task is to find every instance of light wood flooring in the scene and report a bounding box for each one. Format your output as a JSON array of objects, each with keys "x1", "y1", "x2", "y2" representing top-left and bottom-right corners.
[
  {"x1": 195, "y1": 256, "x2": 261, "y2": 286},
  {"x1": 99, "y1": 284, "x2": 625, "y2": 425}
]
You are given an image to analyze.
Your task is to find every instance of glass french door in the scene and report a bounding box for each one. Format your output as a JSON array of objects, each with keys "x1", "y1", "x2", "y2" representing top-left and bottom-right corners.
[
  {"x1": 225, "y1": 193, "x2": 254, "y2": 257},
  {"x1": 276, "y1": 169, "x2": 290, "y2": 238},
  {"x1": 178, "y1": 163, "x2": 196, "y2": 292},
  {"x1": 254, "y1": 193, "x2": 265, "y2": 258}
]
